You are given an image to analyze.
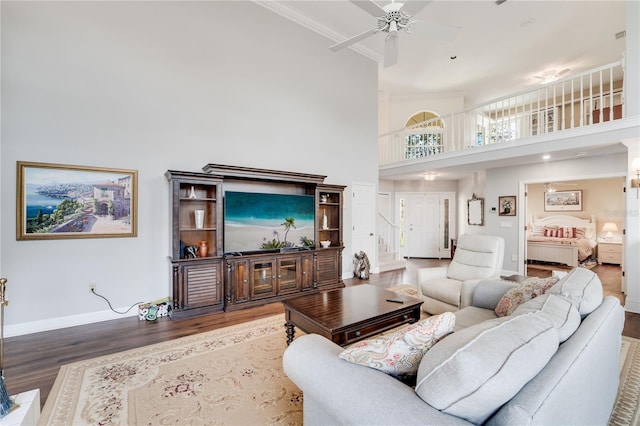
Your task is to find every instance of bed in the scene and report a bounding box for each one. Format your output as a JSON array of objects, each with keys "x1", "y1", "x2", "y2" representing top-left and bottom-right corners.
[{"x1": 527, "y1": 215, "x2": 597, "y2": 267}]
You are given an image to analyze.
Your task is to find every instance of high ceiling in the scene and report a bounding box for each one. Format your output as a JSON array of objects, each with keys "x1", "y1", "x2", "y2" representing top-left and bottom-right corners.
[{"x1": 275, "y1": 0, "x2": 626, "y2": 106}]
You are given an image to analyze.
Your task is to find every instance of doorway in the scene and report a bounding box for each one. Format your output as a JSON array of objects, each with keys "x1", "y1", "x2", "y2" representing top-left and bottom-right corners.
[{"x1": 397, "y1": 192, "x2": 455, "y2": 259}]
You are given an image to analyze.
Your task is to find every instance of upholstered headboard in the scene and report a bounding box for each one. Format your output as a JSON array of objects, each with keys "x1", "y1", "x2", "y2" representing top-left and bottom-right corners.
[{"x1": 530, "y1": 215, "x2": 597, "y2": 240}]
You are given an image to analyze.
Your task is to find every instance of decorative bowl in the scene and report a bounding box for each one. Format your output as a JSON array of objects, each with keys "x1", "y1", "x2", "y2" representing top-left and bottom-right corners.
[{"x1": 320, "y1": 240, "x2": 331, "y2": 248}]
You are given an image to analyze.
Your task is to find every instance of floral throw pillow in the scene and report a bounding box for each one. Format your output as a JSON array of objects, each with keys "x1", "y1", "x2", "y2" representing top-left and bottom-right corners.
[
  {"x1": 338, "y1": 312, "x2": 456, "y2": 378},
  {"x1": 495, "y1": 276, "x2": 559, "y2": 317}
]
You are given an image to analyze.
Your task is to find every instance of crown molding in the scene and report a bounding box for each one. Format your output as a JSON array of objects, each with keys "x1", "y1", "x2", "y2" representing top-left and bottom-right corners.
[{"x1": 252, "y1": 0, "x2": 382, "y2": 64}]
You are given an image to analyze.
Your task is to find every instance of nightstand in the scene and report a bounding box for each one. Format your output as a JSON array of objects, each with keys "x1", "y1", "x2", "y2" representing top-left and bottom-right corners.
[{"x1": 598, "y1": 240, "x2": 622, "y2": 265}]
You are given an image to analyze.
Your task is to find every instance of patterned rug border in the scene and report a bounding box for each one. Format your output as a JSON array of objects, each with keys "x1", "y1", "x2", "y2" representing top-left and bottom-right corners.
[
  {"x1": 610, "y1": 335, "x2": 640, "y2": 425},
  {"x1": 40, "y1": 314, "x2": 288, "y2": 425}
]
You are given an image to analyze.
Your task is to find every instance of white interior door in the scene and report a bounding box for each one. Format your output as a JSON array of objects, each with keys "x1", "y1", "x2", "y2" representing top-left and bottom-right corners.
[
  {"x1": 405, "y1": 193, "x2": 440, "y2": 258},
  {"x1": 352, "y1": 183, "x2": 376, "y2": 267}
]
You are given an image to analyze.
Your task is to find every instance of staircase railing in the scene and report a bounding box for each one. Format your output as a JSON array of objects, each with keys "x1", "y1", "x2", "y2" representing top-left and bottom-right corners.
[
  {"x1": 377, "y1": 212, "x2": 402, "y2": 261},
  {"x1": 380, "y1": 60, "x2": 624, "y2": 166}
]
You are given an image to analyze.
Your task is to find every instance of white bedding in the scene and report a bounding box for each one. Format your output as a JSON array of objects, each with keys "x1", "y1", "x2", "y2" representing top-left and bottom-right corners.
[{"x1": 527, "y1": 215, "x2": 597, "y2": 266}]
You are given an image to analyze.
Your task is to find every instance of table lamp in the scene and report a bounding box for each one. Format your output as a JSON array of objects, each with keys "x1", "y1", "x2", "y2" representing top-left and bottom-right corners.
[{"x1": 601, "y1": 222, "x2": 618, "y2": 239}]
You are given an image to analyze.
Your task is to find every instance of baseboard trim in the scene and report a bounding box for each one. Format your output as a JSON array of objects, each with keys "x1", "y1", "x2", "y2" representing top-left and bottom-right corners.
[{"x1": 5, "y1": 307, "x2": 139, "y2": 338}]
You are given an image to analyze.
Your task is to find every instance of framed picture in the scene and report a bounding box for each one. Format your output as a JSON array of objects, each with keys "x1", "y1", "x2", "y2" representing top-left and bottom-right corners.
[
  {"x1": 17, "y1": 161, "x2": 138, "y2": 240},
  {"x1": 499, "y1": 195, "x2": 516, "y2": 216},
  {"x1": 544, "y1": 190, "x2": 582, "y2": 212}
]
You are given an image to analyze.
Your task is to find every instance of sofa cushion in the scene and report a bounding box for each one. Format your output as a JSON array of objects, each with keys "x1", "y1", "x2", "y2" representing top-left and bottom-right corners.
[
  {"x1": 494, "y1": 276, "x2": 559, "y2": 317},
  {"x1": 338, "y1": 312, "x2": 455, "y2": 378},
  {"x1": 415, "y1": 313, "x2": 559, "y2": 424},
  {"x1": 512, "y1": 294, "x2": 581, "y2": 342},
  {"x1": 547, "y1": 267, "x2": 603, "y2": 316},
  {"x1": 453, "y1": 306, "x2": 498, "y2": 331}
]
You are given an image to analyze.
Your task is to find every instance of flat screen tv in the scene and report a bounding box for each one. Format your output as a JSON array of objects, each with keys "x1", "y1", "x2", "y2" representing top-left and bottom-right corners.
[{"x1": 224, "y1": 191, "x2": 315, "y2": 253}]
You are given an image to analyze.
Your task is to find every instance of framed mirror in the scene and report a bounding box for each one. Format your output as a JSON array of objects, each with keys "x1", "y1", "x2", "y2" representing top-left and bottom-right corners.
[{"x1": 467, "y1": 194, "x2": 484, "y2": 226}]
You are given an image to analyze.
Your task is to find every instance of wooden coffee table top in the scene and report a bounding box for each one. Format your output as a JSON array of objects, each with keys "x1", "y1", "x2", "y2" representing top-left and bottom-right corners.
[{"x1": 283, "y1": 284, "x2": 423, "y2": 346}]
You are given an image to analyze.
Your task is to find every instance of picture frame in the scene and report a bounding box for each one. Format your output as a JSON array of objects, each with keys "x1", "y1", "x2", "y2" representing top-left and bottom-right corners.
[
  {"x1": 544, "y1": 190, "x2": 582, "y2": 212},
  {"x1": 499, "y1": 195, "x2": 516, "y2": 216},
  {"x1": 17, "y1": 161, "x2": 138, "y2": 240}
]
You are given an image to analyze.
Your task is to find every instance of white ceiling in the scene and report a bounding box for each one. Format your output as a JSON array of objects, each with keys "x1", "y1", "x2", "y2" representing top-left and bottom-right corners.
[{"x1": 276, "y1": 0, "x2": 627, "y2": 105}]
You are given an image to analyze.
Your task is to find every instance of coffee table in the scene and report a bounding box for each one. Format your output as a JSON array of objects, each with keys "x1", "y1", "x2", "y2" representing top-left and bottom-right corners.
[{"x1": 282, "y1": 284, "x2": 423, "y2": 346}]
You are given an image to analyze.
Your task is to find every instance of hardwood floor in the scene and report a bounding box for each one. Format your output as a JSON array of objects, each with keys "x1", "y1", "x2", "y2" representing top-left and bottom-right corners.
[{"x1": 3, "y1": 259, "x2": 636, "y2": 409}]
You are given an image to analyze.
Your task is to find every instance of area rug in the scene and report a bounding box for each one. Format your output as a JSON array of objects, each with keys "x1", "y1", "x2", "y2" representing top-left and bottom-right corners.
[
  {"x1": 39, "y1": 314, "x2": 640, "y2": 425},
  {"x1": 39, "y1": 315, "x2": 302, "y2": 426}
]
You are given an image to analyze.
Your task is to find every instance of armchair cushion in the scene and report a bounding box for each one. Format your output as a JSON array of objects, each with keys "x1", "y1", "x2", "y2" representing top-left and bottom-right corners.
[
  {"x1": 418, "y1": 234, "x2": 505, "y2": 315},
  {"x1": 419, "y1": 278, "x2": 462, "y2": 306}
]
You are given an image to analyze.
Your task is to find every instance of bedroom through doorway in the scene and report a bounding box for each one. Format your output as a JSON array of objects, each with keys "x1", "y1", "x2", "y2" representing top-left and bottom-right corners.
[{"x1": 523, "y1": 176, "x2": 625, "y2": 300}]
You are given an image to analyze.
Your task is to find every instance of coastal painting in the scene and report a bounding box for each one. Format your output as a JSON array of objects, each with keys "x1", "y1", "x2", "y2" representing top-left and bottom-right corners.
[{"x1": 17, "y1": 162, "x2": 138, "y2": 240}]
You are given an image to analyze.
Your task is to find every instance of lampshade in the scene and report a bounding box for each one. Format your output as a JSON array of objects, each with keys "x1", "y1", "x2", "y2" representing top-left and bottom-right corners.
[{"x1": 602, "y1": 222, "x2": 619, "y2": 235}]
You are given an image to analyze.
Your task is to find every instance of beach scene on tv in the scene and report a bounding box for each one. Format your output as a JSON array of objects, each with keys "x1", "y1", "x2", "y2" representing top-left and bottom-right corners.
[{"x1": 224, "y1": 191, "x2": 315, "y2": 253}]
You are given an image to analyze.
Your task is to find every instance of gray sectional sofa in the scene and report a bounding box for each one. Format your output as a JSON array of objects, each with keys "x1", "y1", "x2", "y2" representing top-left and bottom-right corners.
[{"x1": 283, "y1": 268, "x2": 625, "y2": 425}]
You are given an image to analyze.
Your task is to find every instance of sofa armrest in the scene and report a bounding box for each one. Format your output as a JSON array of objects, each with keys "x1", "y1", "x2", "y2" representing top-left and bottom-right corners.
[
  {"x1": 283, "y1": 334, "x2": 472, "y2": 426},
  {"x1": 467, "y1": 280, "x2": 519, "y2": 310}
]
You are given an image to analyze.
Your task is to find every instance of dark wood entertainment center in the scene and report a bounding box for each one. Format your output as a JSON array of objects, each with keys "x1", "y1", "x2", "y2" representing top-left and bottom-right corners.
[{"x1": 166, "y1": 164, "x2": 345, "y2": 319}]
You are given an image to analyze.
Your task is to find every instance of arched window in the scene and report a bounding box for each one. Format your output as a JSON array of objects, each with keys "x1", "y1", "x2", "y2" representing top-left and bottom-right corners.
[{"x1": 404, "y1": 111, "x2": 444, "y2": 159}]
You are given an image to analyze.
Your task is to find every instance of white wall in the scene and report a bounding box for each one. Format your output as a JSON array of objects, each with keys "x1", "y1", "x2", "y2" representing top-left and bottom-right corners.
[{"x1": 0, "y1": 1, "x2": 378, "y2": 335}]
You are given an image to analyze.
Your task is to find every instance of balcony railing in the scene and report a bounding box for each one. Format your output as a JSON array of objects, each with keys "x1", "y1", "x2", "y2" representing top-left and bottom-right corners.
[{"x1": 379, "y1": 61, "x2": 624, "y2": 166}]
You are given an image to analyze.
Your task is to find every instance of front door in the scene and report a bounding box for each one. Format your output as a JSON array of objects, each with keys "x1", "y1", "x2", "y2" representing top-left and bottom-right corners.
[{"x1": 405, "y1": 193, "x2": 440, "y2": 258}]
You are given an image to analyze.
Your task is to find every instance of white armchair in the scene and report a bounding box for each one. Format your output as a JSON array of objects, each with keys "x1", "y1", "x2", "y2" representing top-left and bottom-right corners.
[{"x1": 417, "y1": 234, "x2": 505, "y2": 314}]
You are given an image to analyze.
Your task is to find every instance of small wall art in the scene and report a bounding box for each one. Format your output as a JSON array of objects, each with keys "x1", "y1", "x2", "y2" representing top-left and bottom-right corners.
[
  {"x1": 499, "y1": 195, "x2": 516, "y2": 216},
  {"x1": 544, "y1": 190, "x2": 582, "y2": 212},
  {"x1": 17, "y1": 161, "x2": 138, "y2": 240}
]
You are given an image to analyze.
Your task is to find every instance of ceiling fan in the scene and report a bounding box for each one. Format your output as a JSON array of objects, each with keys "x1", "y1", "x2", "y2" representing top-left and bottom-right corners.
[
  {"x1": 329, "y1": 1, "x2": 434, "y2": 68},
  {"x1": 543, "y1": 182, "x2": 578, "y2": 193},
  {"x1": 534, "y1": 68, "x2": 571, "y2": 84}
]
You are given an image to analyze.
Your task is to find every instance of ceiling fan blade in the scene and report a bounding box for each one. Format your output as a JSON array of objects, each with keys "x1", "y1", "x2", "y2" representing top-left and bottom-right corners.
[
  {"x1": 330, "y1": 27, "x2": 379, "y2": 52},
  {"x1": 400, "y1": 1, "x2": 432, "y2": 17},
  {"x1": 383, "y1": 36, "x2": 398, "y2": 68},
  {"x1": 349, "y1": 0, "x2": 386, "y2": 18},
  {"x1": 558, "y1": 68, "x2": 571, "y2": 77}
]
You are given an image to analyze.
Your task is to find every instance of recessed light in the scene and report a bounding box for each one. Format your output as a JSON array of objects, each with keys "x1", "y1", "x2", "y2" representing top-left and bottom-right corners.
[{"x1": 542, "y1": 154, "x2": 551, "y2": 160}]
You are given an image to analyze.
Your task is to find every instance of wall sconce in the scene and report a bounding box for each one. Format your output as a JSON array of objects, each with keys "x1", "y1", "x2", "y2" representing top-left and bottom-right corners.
[
  {"x1": 601, "y1": 222, "x2": 619, "y2": 239},
  {"x1": 632, "y1": 157, "x2": 640, "y2": 199}
]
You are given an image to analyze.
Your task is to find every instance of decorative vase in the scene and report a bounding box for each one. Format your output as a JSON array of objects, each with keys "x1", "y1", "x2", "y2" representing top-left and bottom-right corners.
[
  {"x1": 322, "y1": 210, "x2": 328, "y2": 230},
  {"x1": 189, "y1": 186, "x2": 197, "y2": 199},
  {"x1": 199, "y1": 241, "x2": 208, "y2": 257},
  {"x1": 194, "y1": 210, "x2": 205, "y2": 229}
]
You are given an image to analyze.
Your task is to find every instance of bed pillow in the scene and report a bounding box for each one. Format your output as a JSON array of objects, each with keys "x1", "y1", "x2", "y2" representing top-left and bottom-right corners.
[
  {"x1": 494, "y1": 276, "x2": 559, "y2": 317},
  {"x1": 338, "y1": 312, "x2": 455, "y2": 378},
  {"x1": 415, "y1": 313, "x2": 559, "y2": 424}
]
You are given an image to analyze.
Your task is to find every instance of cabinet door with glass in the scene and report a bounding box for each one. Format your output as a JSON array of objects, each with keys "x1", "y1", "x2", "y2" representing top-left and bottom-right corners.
[
  {"x1": 250, "y1": 259, "x2": 276, "y2": 300},
  {"x1": 277, "y1": 256, "x2": 301, "y2": 295}
]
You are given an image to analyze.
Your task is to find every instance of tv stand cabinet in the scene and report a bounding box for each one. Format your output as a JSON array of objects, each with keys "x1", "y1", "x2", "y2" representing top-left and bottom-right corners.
[{"x1": 166, "y1": 165, "x2": 345, "y2": 319}]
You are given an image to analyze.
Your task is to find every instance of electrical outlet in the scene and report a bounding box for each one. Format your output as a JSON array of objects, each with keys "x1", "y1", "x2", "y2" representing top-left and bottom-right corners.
[{"x1": 89, "y1": 283, "x2": 97, "y2": 292}]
